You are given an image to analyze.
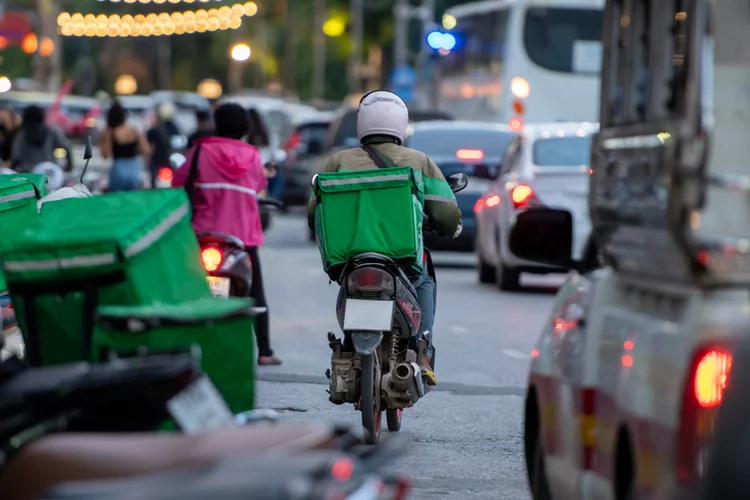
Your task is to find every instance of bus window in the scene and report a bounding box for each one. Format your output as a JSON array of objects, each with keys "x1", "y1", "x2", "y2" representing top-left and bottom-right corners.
[{"x1": 523, "y1": 7, "x2": 603, "y2": 74}]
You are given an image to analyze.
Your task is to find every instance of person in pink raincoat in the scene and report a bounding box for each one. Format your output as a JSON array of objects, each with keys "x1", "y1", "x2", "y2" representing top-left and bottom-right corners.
[{"x1": 173, "y1": 103, "x2": 281, "y2": 365}]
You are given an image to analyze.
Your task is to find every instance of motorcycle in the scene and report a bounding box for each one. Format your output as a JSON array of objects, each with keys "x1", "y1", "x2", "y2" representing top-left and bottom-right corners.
[
  {"x1": 197, "y1": 196, "x2": 283, "y2": 300},
  {"x1": 320, "y1": 172, "x2": 468, "y2": 444}
]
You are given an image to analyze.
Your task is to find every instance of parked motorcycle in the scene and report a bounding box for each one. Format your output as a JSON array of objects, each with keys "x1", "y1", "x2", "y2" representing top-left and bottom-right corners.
[{"x1": 320, "y1": 172, "x2": 468, "y2": 444}]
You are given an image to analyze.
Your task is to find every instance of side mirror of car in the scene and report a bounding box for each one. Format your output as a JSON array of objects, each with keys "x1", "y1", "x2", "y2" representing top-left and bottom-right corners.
[
  {"x1": 169, "y1": 152, "x2": 187, "y2": 169},
  {"x1": 473, "y1": 164, "x2": 499, "y2": 180},
  {"x1": 83, "y1": 136, "x2": 93, "y2": 160},
  {"x1": 446, "y1": 172, "x2": 468, "y2": 193},
  {"x1": 508, "y1": 208, "x2": 578, "y2": 269}
]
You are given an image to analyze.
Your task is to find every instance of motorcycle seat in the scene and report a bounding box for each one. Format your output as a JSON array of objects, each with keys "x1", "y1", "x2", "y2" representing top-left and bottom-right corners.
[
  {"x1": 196, "y1": 232, "x2": 246, "y2": 252},
  {"x1": 1, "y1": 422, "x2": 339, "y2": 500},
  {"x1": 350, "y1": 252, "x2": 397, "y2": 266}
]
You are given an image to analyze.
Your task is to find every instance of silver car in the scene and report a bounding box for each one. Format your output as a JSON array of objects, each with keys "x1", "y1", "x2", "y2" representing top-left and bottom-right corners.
[{"x1": 473, "y1": 122, "x2": 597, "y2": 291}]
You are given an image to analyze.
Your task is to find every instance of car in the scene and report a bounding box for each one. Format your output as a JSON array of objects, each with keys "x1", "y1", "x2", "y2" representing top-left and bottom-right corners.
[
  {"x1": 403, "y1": 120, "x2": 517, "y2": 251},
  {"x1": 473, "y1": 122, "x2": 598, "y2": 290},
  {"x1": 280, "y1": 112, "x2": 333, "y2": 206},
  {"x1": 306, "y1": 107, "x2": 454, "y2": 240}
]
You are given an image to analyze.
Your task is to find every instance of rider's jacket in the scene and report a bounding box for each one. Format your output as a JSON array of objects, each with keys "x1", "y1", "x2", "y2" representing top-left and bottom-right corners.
[
  {"x1": 173, "y1": 136, "x2": 267, "y2": 247},
  {"x1": 307, "y1": 136, "x2": 462, "y2": 238}
]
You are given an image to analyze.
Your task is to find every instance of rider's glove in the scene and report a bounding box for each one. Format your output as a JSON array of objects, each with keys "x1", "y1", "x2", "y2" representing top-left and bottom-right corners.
[{"x1": 452, "y1": 220, "x2": 463, "y2": 239}]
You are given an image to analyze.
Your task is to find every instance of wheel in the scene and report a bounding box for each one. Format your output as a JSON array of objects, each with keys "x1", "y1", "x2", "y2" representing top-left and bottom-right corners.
[
  {"x1": 386, "y1": 409, "x2": 402, "y2": 432},
  {"x1": 531, "y1": 434, "x2": 552, "y2": 500},
  {"x1": 497, "y1": 263, "x2": 521, "y2": 291},
  {"x1": 478, "y1": 258, "x2": 496, "y2": 284},
  {"x1": 359, "y1": 352, "x2": 382, "y2": 444}
]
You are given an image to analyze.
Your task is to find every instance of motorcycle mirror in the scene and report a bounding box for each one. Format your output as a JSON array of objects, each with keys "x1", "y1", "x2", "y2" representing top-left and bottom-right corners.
[
  {"x1": 83, "y1": 136, "x2": 93, "y2": 160},
  {"x1": 169, "y1": 153, "x2": 187, "y2": 169},
  {"x1": 311, "y1": 173, "x2": 318, "y2": 188},
  {"x1": 447, "y1": 172, "x2": 468, "y2": 193}
]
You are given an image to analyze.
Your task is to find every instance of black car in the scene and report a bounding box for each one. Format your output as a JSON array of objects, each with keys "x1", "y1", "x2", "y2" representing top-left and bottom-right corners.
[
  {"x1": 280, "y1": 113, "x2": 333, "y2": 206},
  {"x1": 403, "y1": 121, "x2": 517, "y2": 251}
]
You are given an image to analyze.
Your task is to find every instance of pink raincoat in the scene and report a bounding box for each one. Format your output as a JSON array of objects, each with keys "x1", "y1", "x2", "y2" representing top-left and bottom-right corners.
[{"x1": 173, "y1": 136, "x2": 267, "y2": 247}]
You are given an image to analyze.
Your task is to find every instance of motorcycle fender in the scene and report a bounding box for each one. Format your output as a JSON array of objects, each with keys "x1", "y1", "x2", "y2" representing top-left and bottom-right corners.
[{"x1": 350, "y1": 332, "x2": 383, "y2": 355}]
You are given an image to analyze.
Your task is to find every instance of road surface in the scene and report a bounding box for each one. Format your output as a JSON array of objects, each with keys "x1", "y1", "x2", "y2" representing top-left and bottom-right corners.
[{"x1": 256, "y1": 210, "x2": 565, "y2": 499}]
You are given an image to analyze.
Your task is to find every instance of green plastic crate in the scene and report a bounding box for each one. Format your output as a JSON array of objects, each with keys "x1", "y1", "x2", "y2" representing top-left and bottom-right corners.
[
  {"x1": 0, "y1": 189, "x2": 211, "y2": 366},
  {"x1": 313, "y1": 166, "x2": 425, "y2": 279},
  {"x1": 0, "y1": 174, "x2": 47, "y2": 291},
  {"x1": 93, "y1": 297, "x2": 257, "y2": 414}
]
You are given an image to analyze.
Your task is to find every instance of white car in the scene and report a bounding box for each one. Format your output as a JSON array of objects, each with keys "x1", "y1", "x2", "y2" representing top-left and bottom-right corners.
[{"x1": 473, "y1": 122, "x2": 598, "y2": 290}]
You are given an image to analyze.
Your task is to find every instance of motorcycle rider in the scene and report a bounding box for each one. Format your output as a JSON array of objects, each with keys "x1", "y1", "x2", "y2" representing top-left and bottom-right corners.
[
  {"x1": 10, "y1": 105, "x2": 73, "y2": 173},
  {"x1": 173, "y1": 103, "x2": 281, "y2": 366},
  {"x1": 307, "y1": 90, "x2": 462, "y2": 385},
  {"x1": 147, "y1": 101, "x2": 181, "y2": 188}
]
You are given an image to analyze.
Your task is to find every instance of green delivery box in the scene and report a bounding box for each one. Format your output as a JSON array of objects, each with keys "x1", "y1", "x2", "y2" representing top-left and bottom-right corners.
[{"x1": 313, "y1": 166, "x2": 425, "y2": 280}]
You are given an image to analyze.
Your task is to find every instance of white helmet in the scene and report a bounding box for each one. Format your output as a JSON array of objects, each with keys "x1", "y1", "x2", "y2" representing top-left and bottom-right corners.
[
  {"x1": 31, "y1": 162, "x2": 65, "y2": 191},
  {"x1": 157, "y1": 101, "x2": 176, "y2": 122},
  {"x1": 356, "y1": 90, "x2": 409, "y2": 145}
]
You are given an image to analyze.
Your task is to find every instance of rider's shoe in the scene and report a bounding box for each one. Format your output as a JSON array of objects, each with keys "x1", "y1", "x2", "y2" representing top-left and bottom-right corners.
[
  {"x1": 258, "y1": 355, "x2": 282, "y2": 366},
  {"x1": 420, "y1": 356, "x2": 436, "y2": 386}
]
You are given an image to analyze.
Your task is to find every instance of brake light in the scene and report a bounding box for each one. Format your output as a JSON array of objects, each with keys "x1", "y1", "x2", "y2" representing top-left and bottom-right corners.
[
  {"x1": 201, "y1": 247, "x2": 223, "y2": 272},
  {"x1": 694, "y1": 350, "x2": 731, "y2": 408},
  {"x1": 346, "y1": 267, "x2": 395, "y2": 294},
  {"x1": 486, "y1": 194, "x2": 500, "y2": 207},
  {"x1": 283, "y1": 131, "x2": 301, "y2": 152},
  {"x1": 677, "y1": 345, "x2": 734, "y2": 484},
  {"x1": 330, "y1": 457, "x2": 354, "y2": 481},
  {"x1": 511, "y1": 185, "x2": 533, "y2": 208},
  {"x1": 158, "y1": 167, "x2": 173, "y2": 182},
  {"x1": 456, "y1": 148, "x2": 484, "y2": 160},
  {"x1": 473, "y1": 198, "x2": 485, "y2": 213},
  {"x1": 509, "y1": 117, "x2": 523, "y2": 132}
]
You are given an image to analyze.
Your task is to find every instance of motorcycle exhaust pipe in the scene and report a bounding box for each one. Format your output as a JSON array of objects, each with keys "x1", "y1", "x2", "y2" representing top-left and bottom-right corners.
[{"x1": 391, "y1": 362, "x2": 425, "y2": 399}]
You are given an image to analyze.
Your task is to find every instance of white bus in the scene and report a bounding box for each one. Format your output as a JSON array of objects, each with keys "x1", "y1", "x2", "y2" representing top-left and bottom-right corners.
[{"x1": 438, "y1": 0, "x2": 604, "y2": 128}]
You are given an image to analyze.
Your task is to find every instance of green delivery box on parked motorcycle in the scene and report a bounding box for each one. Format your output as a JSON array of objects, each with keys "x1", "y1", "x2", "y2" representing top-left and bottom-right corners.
[
  {"x1": 0, "y1": 189, "x2": 211, "y2": 366},
  {"x1": 313, "y1": 166, "x2": 425, "y2": 280},
  {"x1": 92, "y1": 298, "x2": 256, "y2": 413},
  {"x1": 0, "y1": 174, "x2": 48, "y2": 291}
]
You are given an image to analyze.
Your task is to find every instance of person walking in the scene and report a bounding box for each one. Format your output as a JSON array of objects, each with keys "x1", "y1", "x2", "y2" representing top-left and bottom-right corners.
[{"x1": 100, "y1": 102, "x2": 150, "y2": 192}]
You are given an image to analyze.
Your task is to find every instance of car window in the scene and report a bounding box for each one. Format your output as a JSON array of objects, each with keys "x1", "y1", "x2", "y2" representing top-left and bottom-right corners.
[
  {"x1": 297, "y1": 123, "x2": 330, "y2": 153},
  {"x1": 329, "y1": 110, "x2": 358, "y2": 149},
  {"x1": 532, "y1": 136, "x2": 592, "y2": 166},
  {"x1": 405, "y1": 128, "x2": 515, "y2": 158}
]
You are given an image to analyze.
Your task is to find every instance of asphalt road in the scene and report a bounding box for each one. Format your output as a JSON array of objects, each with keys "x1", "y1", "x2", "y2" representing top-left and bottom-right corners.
[{"x1": 254, "y1": 210, "x2": 566, "y2": 500}]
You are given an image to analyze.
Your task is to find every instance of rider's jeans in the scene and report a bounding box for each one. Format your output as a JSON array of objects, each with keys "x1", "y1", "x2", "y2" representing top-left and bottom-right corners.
[{"x1": 411, "y1": 272, "x2": 436, "y2": 358}]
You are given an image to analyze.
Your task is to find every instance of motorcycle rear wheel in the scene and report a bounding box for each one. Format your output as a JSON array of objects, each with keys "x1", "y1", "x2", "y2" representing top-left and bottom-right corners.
[{"x1": 360, "y1": 352, "x2": 382, "y2": 444}]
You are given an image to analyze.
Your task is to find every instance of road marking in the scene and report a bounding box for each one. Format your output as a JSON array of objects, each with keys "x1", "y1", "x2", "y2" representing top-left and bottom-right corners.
[
  {"x1": 501, "y1": 349, "x2": 531, "y2": 360},
  {"x1": 449, "y1": 325, "x2": 470, "y2": 334}
]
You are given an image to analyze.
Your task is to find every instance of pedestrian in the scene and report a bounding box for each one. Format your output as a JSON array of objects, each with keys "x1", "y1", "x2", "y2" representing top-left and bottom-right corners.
[
  {"x1": 10, "y1": 106, "x2": 73, "y2": 173},
  {"x1": 187, "y1": 109, "x2": 214, "y2": 148},
  {"x1": 99, "y1": 101, "x2": 151, "y2": 192},
  {"x1": 172, "y1": 103, "x2": 282, "y2": 365},
  {"x1": 0, "y1": 107, "x2": 19, "y2": 165}
]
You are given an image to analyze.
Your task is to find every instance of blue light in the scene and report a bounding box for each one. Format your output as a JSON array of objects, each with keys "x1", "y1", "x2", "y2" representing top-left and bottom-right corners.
[{"x1": 427, "y1": 31, "x2": 456, "y2": 51}]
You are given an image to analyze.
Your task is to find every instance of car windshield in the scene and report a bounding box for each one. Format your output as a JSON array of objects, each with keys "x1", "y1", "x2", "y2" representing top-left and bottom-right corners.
[
  {"x1": 523, "y1": 7, "x2": 603, "y2": 74},
  {"x1": 405, "y1": 128, "x2": 515, "y2": 159},
  {"x1": 532, "y1": 136, "x2": 592, "y2": 166}
]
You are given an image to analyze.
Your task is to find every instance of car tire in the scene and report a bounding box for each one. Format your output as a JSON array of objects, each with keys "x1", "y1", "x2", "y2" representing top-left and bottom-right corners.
[
  {"x1": 478, "y1": 258, "x2": 496, "y2": 284},
  {"x1": 531, "y1": 434, "x2": 553, "y2": 500},
  {"x1": 497, "y1": 263, "x2": 521, "y2": 291}
]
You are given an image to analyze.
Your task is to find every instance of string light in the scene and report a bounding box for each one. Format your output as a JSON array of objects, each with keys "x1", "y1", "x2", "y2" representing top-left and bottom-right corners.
[{"x1": 57, "y1": 1, "x2": 256, "y2": 37}]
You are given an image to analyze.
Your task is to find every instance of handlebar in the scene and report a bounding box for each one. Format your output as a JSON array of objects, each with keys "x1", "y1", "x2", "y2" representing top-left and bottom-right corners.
[{"x1": 257, "y1": 197, "x2": 284, "y2": 210}]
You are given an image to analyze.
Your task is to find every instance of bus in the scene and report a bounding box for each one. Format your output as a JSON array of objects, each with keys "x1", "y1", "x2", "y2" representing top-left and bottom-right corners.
[{"x1": 438, "y1": 0, "x2": 604, "y2": 128}]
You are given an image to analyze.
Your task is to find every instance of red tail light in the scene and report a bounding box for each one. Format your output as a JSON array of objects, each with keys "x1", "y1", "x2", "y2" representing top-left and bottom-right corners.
[
  {"x1": 346, "y1": 267, "x2": 395, "y2": 294},
  {"x1": 330, "y1": 457, "x2": 354, "y2": 481},
  {"x1": 283, "y1": 131, "x2": 301, "y2": 152},
  {"x1": 511, "y1": 184, "x2": 534, "y2": 208},
  {"x1": 158, "y1": 167, "x2": 173, "y2": 182},
  {"x1": 201, "y1": 247, "x2": 223, "y2": 272},
  {"x1": 677, "y1": 345, "x2": 733, "y2": 484}
]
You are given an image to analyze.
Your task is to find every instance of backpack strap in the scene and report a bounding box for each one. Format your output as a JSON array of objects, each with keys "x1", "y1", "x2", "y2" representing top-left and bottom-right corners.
[
  {"x1": 184, "y1": 145, "x2": 201, "y2": 206},
  {"x1": 362, "y1": 144, "x2": 395, "y2": 169}
]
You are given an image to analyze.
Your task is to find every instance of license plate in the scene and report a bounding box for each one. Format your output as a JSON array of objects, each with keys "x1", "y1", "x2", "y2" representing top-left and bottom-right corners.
[
  {"x1": 167, "y1": 376, "x2": 235, "y2": 434},
  {"x1": 343, "y1": 299, "x2": 394, "y2": 332},
  {"x1": 207, "y1": 276, "x2": 230, "y2": 298}
]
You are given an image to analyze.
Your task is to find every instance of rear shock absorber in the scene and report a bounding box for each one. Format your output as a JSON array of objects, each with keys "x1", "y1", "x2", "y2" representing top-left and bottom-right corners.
[{"x1": 389, "y1": 330, "x2": 399, "y2": 366}]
